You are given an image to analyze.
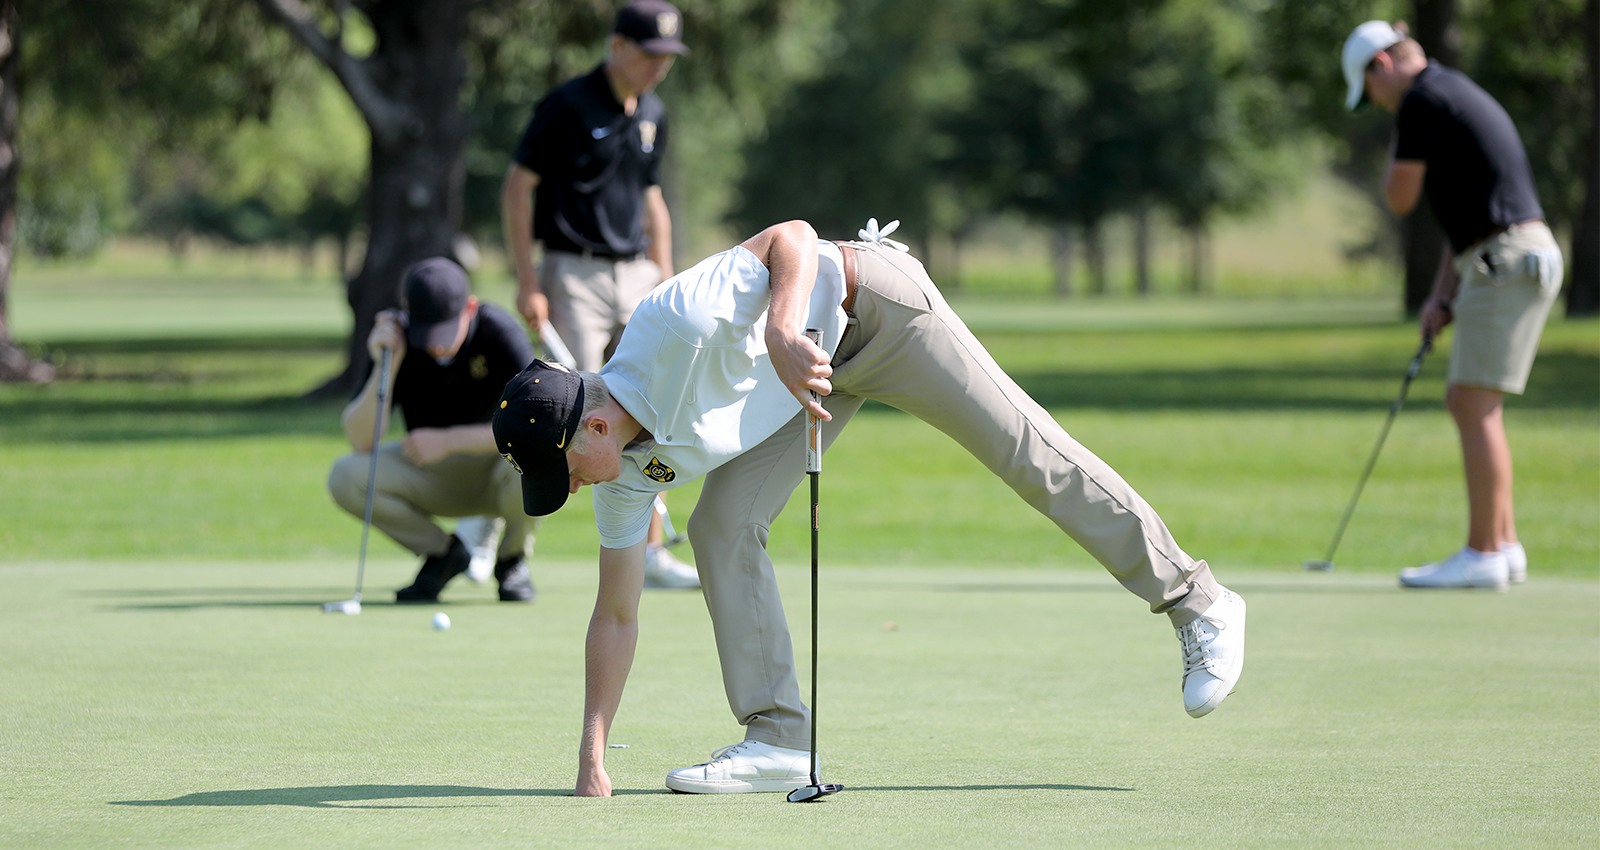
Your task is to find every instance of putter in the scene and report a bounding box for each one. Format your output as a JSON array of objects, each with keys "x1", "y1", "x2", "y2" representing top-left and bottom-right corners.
[
  {"x1": 1304, "y1": 335, "x2": 1432, "y2": 572},
  {"x1": 788, "y1": 329, "x2": 843, "y2": 803},
  {"x1": 324, "y1": 345, "x2": 392, "y2": 614},
  {"x1": 540, "y1": 320, "x2": 685, "y2": 549}
]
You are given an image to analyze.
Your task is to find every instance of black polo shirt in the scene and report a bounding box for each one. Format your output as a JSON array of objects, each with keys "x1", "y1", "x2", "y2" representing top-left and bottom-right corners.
[
  {"x1": 513, "y1": 64, "x2": 668, "y2": 256},
  {"x1": 370, "y1": 303, "x2": 535, "y2": 431},
  {"x1": 1394, "y1": 62, "x2": 1543, "y2": 253}
]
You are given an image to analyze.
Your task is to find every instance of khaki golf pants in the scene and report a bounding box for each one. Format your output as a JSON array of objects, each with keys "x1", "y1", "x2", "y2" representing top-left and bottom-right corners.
[
  {"x1": 327, "y1": 445, "x2": 534, "y2": 561},
  {"x1": 688, "y1": 241, "x2": 1221, "y2": 751},
  {"x1": 542, "y1": 251, "x2": 664, "y2": 371}
]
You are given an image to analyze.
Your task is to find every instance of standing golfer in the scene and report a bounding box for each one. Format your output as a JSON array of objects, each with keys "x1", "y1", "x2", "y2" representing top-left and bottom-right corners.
[
  {"x1": 499, "y1": 0, "x2": 697, "y2": 589},
  {"x1": 492, "y1": 220, "x2": 1248, "y2": 797},
  {"x1": 329, "y1": 258, "x2": 538, "y2": 604},
  {"x1": 1342, "y1": 21, "x2": 1563, "y2": 590}
]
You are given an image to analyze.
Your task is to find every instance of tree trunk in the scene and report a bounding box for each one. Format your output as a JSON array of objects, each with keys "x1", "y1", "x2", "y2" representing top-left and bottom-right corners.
[
  {"x1": 1567, "y1": 0, "x2": 1599, "y2": 316},
  {"x1": 291, "y1": 0, "x2": 471, "y2": 399},
  {"x1": 1085, "y1": 220, "x2": 1107, "y2": 296},
  {"x1": 1402, "y1": 0, "x2": 1460, "y2": 315},
  {"x1": 0, "y1": 1, "x2": 52, "y2": 383},
  {"x1": 1050, "y1": 223, "x2": 1074, "y2": 299},
  {"x1": 1132, "y1": 205, "x2": 1151, "y2": 297},
  {"x1": 1187, "y1": 223, "x2": 1210, "y2": 294}
]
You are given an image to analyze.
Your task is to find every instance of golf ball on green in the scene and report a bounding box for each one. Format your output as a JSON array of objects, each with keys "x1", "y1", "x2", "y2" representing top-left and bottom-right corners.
[{"x1": 432, "y1": 612, "x2": 450, "y2": 631}]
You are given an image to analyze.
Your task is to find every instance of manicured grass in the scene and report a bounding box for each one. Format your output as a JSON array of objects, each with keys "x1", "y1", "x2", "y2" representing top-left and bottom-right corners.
[
  {"x1": 2, "y1": 313, "x2": 1594, "y2": 576},
  {"x1": 2, "y1": 275, "x2": 1596, "y2": 847},
  {"x1": 0, "y1": 561, "x2": 1595, "y2": 848}
]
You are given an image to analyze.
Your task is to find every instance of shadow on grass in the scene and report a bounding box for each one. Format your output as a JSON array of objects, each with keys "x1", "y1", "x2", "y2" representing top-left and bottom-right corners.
[
  {"x1": 110, "y1": 785, "x2": 621, "y2": 808},
  {"x1": 111, "y1": 782, "x2": 1129, "y2": 808}
]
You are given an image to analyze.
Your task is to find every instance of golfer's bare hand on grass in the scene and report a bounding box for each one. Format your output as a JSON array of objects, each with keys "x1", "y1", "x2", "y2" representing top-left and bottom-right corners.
[
  {"x1": 575, "y1": 764, "x2": 612, "y2": 797},
  {"x1": 766, "y1": 327, "x2": 832, "y2": 421}
]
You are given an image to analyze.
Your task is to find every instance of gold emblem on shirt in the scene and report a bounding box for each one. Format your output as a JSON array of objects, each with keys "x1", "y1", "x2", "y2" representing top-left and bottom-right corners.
[
  {"x1": 470, "y1": 355, "x2": 488, "y2": 380},
  {"x1": 643, "y1": 457, "x2": 676, "y2": 483},
  {"x1": 639, "y1": 120, "x2": 657, "y2": 154}
]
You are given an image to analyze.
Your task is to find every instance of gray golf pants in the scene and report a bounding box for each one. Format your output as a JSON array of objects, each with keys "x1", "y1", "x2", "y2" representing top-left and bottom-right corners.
[
  {"x1": 327, "y1": 446, "x2": 534, "y2": 561},
  {"x1": 687, "y1": 241, "x2": 1220, "y2": 751}
]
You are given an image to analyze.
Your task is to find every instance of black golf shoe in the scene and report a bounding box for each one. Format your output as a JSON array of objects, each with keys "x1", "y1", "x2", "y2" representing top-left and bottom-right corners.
[
  {"x1": 494, "y1": 556, "x2": 537, "y2": 603},
  {"x1": 395, "y1": 536, "x2": 471, "y2": 603}
]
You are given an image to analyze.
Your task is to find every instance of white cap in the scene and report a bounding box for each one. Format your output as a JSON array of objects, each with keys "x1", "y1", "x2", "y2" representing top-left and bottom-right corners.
[{"x1": 1342, "y1": 21, "x2": 1404, "y2": 110}]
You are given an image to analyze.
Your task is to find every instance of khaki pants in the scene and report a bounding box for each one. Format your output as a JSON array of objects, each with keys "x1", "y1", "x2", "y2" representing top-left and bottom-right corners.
[
  {"x1": 541, "y1": 251, "x2": 664, "y2": 371},
  {"x1": 327, "y1": 445, "x2": 535, "y2": 561},
  {"x1": 688, "y1": 242, "x2": 1219, "y2": 751}
]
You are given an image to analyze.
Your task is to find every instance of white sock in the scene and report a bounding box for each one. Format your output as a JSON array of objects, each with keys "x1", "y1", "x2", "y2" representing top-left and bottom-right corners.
[{"x1": 1501, "y1": 542, "x2": 1524, "y2": 556}]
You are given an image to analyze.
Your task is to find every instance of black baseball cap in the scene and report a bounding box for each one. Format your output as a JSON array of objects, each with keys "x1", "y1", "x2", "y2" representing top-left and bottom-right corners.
[
  {"x1": 492, "y1": 360, "x2": 586, "y2": 517},
  {"x1": 614, "y1": 0, "x2": 689, "y2": 55},
  {"x1": 402, "y1": 258, "x2": 471, "y2": 351}
]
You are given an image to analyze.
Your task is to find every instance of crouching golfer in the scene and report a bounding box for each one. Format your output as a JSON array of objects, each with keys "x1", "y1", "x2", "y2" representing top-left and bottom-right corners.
[
  {"x1": 329, "y1": 258, "x2": 538, "y2": 603},
  {"x1": 491, "y1": 220, "x2": 1247, "y2": 797}
]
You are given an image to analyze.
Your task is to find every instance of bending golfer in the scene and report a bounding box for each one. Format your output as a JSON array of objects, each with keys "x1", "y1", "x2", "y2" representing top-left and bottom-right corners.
[
  {"x1": 329, "y1": 258, "x2": 538, "y2": 603},
  {"x1": 1342, "y1": 21, "x2": 1563, "y2": 590},
  {"x1": 492, "y1": 220, "x2": 1247, "y2": 797}
]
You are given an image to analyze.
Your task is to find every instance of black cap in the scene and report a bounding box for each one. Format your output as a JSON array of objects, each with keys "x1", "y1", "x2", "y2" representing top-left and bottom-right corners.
[
  {"x1": 614, "y1": 0, "x2": 689, "y2": 55},
  {"x1": 402, "y1": 258, "x2": 471, "y2": 351},
  {"x1": 492, "y1": 360, "x2": 586, "y2": 517}
]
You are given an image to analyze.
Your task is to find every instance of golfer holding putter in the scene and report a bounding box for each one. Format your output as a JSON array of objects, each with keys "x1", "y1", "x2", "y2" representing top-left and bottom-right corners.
[
  {"x1": 492, "y1": 220, "x2": 1247, "y2": 797},
  {"x1": 1343, "y1": 21, "x2": 1563, "y2": 590}
]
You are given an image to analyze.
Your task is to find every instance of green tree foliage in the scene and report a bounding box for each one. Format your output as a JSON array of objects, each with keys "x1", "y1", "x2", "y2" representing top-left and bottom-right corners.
[
  {"x1": 728, "y1": 0, "x2": 982, "y2": 253},
  {"x1": 940, "y1": 0, "x2": 1296, "y2": 290}
]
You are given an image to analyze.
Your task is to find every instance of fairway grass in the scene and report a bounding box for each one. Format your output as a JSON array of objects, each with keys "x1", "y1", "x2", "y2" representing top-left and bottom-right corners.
[{"x1": 1, "y1": 561, "x2": 1595, "y2": 848}]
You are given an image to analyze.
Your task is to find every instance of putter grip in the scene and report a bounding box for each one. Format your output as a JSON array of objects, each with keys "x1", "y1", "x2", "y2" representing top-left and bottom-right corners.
[{"x1": 804, "y1": 329, "x2": 822, "y2": 474}]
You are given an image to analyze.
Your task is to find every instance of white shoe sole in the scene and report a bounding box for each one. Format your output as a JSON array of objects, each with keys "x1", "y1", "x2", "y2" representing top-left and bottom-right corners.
[
  {"x1": 665, "y1": 774, "x2": 809, "y2": 794},
  {"x1": 1398, "y1": 577, "x2": 1508, "y2": 592}
]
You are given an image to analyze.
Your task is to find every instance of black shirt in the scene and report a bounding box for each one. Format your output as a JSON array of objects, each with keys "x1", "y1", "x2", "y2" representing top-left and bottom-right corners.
[
  {"x1": 513, "y1": 64, "x2": 668, "y2": 256},
  {"x1": 379, "y1": 303, "x2": 535, "y2": 431},
  {"x1": 1394, "y1": 62, "x2": 1543, "y2": 253}
]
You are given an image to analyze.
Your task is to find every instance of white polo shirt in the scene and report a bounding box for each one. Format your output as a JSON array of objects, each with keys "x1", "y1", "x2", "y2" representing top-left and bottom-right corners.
[{"x1": 593, "y1": 241, "x2": 850, "y2": 548}]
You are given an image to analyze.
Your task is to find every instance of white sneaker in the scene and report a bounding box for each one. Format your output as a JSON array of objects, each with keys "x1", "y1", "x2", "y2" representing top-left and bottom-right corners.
[
  {"x1": 1502, "y1": 542, "x2": 1527, "y2": 583},
  {"x1": 1399, "y1": 547, "x2": 1509, "y2": 592},
  {"x1": 665, "y1": 740, "x2": 812, "y2": 794},
  {"x1": 1177, "y1": 587, "x2": 1246, "y2": 718},
  {"x1": 644, "y1": 545, "x2": 701, "y2": 589},
  {"x1": 455, "y1": 515, "x2": 503, "y2": 584}
]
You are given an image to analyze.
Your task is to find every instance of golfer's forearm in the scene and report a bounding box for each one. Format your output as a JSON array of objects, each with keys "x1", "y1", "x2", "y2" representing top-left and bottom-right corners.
[
  {"x1": 644, "y1": 187, "x2": 672, "y2": 275},
  {"x1": 580, "y1": 615, "x2": 637, "y2": 762},
  {"x1": 1428, "y1": 244, "x2": 1459, "y2": 302},
  {"x1": 761, "y1": 221, "x2": 820, "y2": 337},
  {"x1": 341, "y1": 376, "x2": 387, "y2": 450},
  {"x1": 440, "y1": 424, "x2": 497, "y2": 456},
  {"x1": 501, "y1": 166, "x2": 540, "y2": 289}
]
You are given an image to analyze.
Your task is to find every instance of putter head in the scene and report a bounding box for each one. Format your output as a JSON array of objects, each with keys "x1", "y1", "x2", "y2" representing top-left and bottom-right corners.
[
  {"x1": 1302, "y1": 559, "x2": 1335, "y2": 572},
  {"x1": 322, "y1": 599, "x2": 361, "y2": 615},
  {"x1": 786, "y1": 783, "x2": 843, "y2": 803}
]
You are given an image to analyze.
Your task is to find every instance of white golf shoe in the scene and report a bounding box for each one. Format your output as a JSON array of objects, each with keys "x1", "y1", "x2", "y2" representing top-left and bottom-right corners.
[
  {"x1": 1399, "y1": 547, "x2": 1509, "y2": 591},
  {"x1": 644, "y1": 545, "x2": 701, "y2": 589},
  {"x1": 455, "y1": 515, "x2": 504, "y2": 584},
  {"x1": 1177, "y1": 587, "x2": 1246, "y2": 718},
  {"x1": 665, "y1": 740, "x2": 813, "y2": 794},
  {"x1": 1502, "y1": 542, "x2": 1527, "y2": 584}
]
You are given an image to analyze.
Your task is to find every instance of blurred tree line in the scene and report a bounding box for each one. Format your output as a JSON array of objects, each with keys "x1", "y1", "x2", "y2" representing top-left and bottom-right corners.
[{"x1": 2, "y1": 0, "x2": 1594, "y2": 386}]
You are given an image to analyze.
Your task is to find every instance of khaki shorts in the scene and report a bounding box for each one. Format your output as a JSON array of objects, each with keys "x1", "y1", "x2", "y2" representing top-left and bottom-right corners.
[
  {"x1": 541, "y1": 250, "x2": 663, "y2": 371},
  {"x1": 1448, "y1": 221, "x2": 1562, "y2": 394}
]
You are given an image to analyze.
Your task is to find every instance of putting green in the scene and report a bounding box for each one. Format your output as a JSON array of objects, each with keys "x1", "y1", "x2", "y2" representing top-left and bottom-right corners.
[{"x1": 2, "y1": 561, "x2": 1595, "y2": 848}]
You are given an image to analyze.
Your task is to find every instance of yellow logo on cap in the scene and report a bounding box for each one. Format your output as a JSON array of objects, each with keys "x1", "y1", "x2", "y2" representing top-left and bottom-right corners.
[
  {"x1": 643, "y1": 457, "x2": 676, "y2": 483},
  {"x1": 501, "y1": 452, "x2": 523, "y2": 475},
  {"x1": 657, "y1": 12, "x2": 678, "y2": 37}
]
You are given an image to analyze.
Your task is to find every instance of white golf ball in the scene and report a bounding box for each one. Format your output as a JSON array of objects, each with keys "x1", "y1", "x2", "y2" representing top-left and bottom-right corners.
[{"x1": 432, "y1": 612, "x2": 451, "y2": 631}]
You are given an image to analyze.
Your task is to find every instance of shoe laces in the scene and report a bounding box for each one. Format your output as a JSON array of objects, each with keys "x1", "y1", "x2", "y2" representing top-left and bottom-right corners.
[
  {"x1": 1178, "y1": 615, "x2": 1225, "y2": 677},
  {"x1": 702, "y1": 741, "x2": 753, "y2": 765}
]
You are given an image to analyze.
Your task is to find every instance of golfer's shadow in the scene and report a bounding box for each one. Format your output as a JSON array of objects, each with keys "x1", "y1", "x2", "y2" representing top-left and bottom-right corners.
[
  {"x1": 855, "y1": 783, "x2": 1132, "y2": 793},
  {"x1": 110, "y1": 784, "x2": 660, "y2": 808}
]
